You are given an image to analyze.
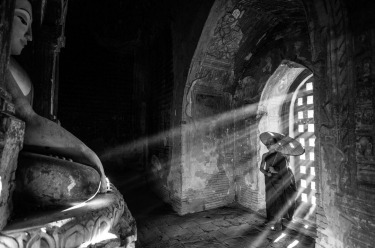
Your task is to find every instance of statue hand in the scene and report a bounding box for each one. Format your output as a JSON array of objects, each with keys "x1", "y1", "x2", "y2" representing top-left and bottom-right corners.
[{"x1": 99, "y1": 176, "x2": 110, "y2": 193}]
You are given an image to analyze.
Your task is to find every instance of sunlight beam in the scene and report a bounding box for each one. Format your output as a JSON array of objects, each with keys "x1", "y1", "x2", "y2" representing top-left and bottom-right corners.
[
  {"x1": 287, "y1": 240, "x2": 299, "y2": 248},
  {"x1": 99, "y1": 92, "x2": 296, "y2": 163},
  {"x1": 274, "y1": 232, "x2": 286, "y2": 243}
]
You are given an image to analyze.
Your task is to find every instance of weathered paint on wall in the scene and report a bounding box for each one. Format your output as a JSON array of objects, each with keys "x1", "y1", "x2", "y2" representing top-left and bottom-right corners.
[
  {"x1": 181, "y1": 80, "x2": 235, "y2": 213},
  {"x1": 149, "y1": 0, "x2": 217, "y2": 213},
  {"x1": 180, "y1": 0, "x2": 238, "y2": 214},
  {"x1": 305, "y1": 0, "x2": 375, "y2": 246}
]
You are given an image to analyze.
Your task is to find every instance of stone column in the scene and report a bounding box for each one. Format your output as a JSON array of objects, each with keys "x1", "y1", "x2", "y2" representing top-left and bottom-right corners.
[
  {"x1": 31, "y1": 0, "x2": 68, "y2": 121},
  {"x1": 0, "y1": 0, "x2": 14, "y2": 90}
]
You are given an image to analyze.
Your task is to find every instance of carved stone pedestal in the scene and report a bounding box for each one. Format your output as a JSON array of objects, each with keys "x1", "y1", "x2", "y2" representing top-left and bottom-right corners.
[{"x1": 0, "y1": 186, "x2": 137, "y2": 248}]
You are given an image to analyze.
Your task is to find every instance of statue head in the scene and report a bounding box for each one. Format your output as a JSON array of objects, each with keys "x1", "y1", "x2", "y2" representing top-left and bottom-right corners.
[{"x1": 10, "y1": 0, "x2": 33, "y2": 55}]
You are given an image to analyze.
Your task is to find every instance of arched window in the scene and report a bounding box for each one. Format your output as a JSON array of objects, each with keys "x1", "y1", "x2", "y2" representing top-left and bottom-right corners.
[
  {"x1": 257, "y1": 62, "x2": 317, "y2": 226},
  {"x1": 288, "y1": 75, "x2": 316, "y2": 223}
]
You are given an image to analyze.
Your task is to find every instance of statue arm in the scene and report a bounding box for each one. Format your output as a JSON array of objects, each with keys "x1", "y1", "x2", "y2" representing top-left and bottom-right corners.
[{"x1": 5, "y1": 70, "x2": 108, "y2": 192}]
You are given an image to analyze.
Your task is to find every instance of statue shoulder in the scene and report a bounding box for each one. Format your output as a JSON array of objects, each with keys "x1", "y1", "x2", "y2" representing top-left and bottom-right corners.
[{"x1": 8, "y1": 57, "x2": 32, "y2": 97}]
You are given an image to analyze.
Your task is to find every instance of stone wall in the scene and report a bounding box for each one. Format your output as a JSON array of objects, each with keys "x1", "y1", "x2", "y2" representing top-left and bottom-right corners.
[
  {"x1": 135, "y1": 0, "x2": 217, "y2": 213},
  {"x1": 177, "y1": 0, "x2": 237, "y2": 214},
  {"x1": 304, "y1": 0, "x2": 375, "y2": 247}
]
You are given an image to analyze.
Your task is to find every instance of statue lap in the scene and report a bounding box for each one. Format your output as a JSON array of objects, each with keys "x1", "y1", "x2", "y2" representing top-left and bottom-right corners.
[{"x1": 14, "y1": 151, "x2": 100, "y2": 208}]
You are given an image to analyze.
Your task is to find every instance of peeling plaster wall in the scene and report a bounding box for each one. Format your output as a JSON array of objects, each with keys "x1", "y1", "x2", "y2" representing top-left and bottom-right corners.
[
  {"x1": 181, "y1": 88, "x2": 234, "y2": 213},
  {"x1": 179, "y1": 0, "x2": 238, "y2": 214},
  {"x1": 167, "y1": 0, "x2": 217, "y2": 213}
]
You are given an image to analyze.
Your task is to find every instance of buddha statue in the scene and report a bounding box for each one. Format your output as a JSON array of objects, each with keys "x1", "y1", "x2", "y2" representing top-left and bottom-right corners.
[
  {"x1": 0, "y1": 2, "x2": 137, "y2": 246},
  {"x1": 5, "y1": 0, "x2": 107, "y2": 208}
]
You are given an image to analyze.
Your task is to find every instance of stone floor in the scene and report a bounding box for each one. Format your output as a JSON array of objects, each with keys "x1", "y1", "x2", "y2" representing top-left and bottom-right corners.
[
  {"x1": 134, "y1": 205, "x2": 315, "y2": 248},
  {"x1": 109, "y1": 168, "x2": 315, "y2": 248}
]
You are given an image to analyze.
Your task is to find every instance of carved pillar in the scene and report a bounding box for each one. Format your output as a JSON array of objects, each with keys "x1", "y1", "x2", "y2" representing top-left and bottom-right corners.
[
  {"x1": 0, "y1": 0, "x2": 15, "y2": 89},
  {"x1": 303, "y1": 0, "x2": 375, "y2": 247},
  {"x1": 32, "y1": 0, "x2": 68, "y2": 121}
]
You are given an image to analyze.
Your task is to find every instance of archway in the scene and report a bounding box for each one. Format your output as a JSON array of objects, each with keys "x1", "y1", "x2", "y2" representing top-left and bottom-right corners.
[{"x1": 257, "y1": 61, "x2": 316, "y2": 225}]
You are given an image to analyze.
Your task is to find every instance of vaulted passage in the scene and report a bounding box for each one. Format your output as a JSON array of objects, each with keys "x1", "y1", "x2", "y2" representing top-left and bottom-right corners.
[{"x1": 1, "y1": 0, "x2": 375, "y2": 247}]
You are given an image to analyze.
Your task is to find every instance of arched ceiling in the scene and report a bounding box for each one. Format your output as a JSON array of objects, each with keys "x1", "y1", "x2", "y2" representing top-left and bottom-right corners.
[
  {"x1": 233, "y1": 0, "x2": 309, "y2": 78},
  {"x1": 239, "y1": 0, "x2": 306, "y2": 24}
]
